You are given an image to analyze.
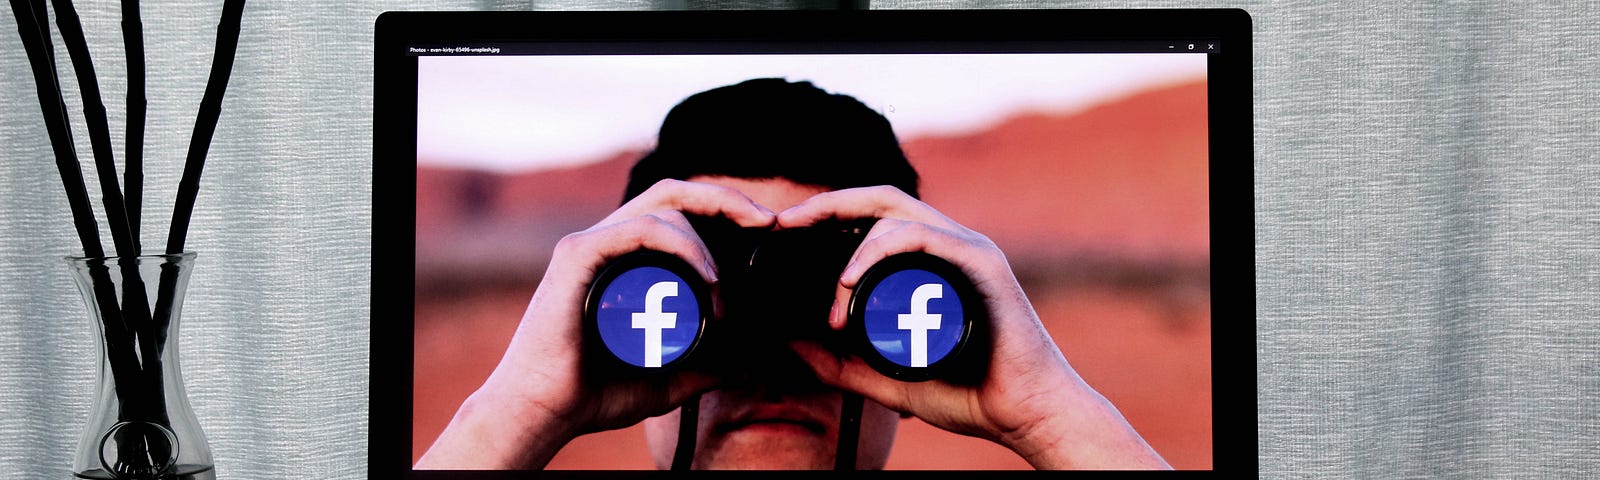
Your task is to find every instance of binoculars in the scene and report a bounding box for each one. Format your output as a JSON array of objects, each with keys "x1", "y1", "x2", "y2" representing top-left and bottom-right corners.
[{"x1": 582, "y1": 215, "x2": 986, "y2": 383}]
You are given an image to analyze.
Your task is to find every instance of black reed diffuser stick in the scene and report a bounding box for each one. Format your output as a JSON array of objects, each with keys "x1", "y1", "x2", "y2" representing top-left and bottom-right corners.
[
  {"x1": 9, "y1": 0, "x2": 102, "y2": 259},
  {"x1": 51, "y1": 0, "x2": 137, "y2": 258},
  {"x1": 122, "y1": 0, "x2": 146, "y2": 255},
  {"x1": 168, "y1": 0, "x2": 246, "y2": 256},
  {"x1": 150, "y1": 0, "x2": 246, "y2": 381}
]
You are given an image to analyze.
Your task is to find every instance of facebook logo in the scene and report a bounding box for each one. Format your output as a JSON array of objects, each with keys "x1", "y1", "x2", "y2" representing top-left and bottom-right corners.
[
  {"x1": 632, "y1": 281, "x2": 678, "y2": 367},
  {"x1": 595, "y1": 266, "x2": 700, "y2": 368},
  {"x1": 862, "y1": 269, "x2": 964, "y2": 368},
  {"x1": 898, "y1": 283, "x2": 944, "y2": 367}
]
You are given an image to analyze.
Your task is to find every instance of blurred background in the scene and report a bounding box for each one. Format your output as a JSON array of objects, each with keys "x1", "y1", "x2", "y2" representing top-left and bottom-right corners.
[{"x1": 412, "y1": 53, "x2": 1210, "y2": 469}]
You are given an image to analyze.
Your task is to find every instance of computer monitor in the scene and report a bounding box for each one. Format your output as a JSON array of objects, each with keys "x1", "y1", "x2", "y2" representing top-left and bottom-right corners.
[{"x1": 374, "y1": 9, "x2": 1250, "y2": 475}]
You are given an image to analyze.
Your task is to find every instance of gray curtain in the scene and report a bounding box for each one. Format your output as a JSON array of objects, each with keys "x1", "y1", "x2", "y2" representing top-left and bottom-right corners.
[{"x1": 1, "y1": 1, "x2": 1595, "y2": 478}]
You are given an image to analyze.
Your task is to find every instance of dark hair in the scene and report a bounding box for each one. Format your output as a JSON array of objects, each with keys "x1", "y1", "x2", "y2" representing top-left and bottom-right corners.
[{"x1": 623, "y1": 78, "x2": 920, "y2": 203}]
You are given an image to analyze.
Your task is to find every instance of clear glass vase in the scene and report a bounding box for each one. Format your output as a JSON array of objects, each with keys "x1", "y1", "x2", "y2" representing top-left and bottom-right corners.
[{"x1": 66, "y1": 253, "x2": 213, "y2": 480}]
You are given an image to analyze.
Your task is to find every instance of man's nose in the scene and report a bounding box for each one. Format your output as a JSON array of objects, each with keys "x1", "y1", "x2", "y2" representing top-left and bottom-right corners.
[{"x1": 719, "y1": 338, "x2": 829, "y2": 396}]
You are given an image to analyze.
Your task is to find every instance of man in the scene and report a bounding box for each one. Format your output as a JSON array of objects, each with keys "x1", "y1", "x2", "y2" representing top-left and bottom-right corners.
[{"x1": 416, "y1": 78, "x2": 1170, "y2": 470}]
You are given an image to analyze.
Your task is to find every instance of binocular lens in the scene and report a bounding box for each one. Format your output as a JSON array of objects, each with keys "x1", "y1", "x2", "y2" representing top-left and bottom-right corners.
[
  {"x1": 585, "y1": 251, "x2": 709, "y2": 371},
  {"x1": 848, "y1": 252, "x2": 984, "y2": 383}
]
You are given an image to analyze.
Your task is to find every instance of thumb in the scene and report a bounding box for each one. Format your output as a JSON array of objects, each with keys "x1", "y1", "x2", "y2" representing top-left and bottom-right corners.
[
  {"x1": 666, "y1": 370, "x2": 721, "y2": 406},
  {"x1": 788, "y1": 340, "x2": 915, "y2": 414}
]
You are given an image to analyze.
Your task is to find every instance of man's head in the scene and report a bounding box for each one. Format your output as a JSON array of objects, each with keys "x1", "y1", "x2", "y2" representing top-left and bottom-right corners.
[
  {"x1": 623, "y1": 78, "x2": 919, "y2": 202},
  {"x1": 625, "y1": 79, "x2": 919, "y2": 469}
]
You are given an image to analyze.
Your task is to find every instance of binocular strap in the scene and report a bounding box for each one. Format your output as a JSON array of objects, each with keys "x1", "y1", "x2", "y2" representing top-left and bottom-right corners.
[
  {"x1": 836, "y1": 391, "x2": 863, "y2": 470},
  {"x1": 671, "y1": 394, "x2": 700, "y2": 470}
]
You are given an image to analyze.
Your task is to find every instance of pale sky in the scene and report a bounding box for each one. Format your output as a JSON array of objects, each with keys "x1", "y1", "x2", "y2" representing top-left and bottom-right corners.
[{"x1": 417, "y1": 53, "x2": 1206, "y2": 173}]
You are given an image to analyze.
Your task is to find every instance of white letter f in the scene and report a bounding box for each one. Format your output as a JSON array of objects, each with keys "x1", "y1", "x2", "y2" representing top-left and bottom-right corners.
[
  {"x1": 898, "y1": 283, "x2": 943, "y2": 368},
  {"x1": 632, "y1": 281, "x2": 679, "y2": 368}
]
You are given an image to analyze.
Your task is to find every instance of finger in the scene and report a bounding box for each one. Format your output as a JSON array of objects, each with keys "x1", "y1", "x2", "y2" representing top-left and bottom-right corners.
[
  {"x1": 559, "y1": 214, "x2": 719, "y2": 284},
  {"x1": 652, "y1": 210, "x2": 726, "y2": 290},
  {"x1": 648, "y1": 209, "x2": 705, "y2": 248},
  {"x1": 789, "y1": 340, "x2": 915, "y2": 413},
  {"x1": 791, "y1": 339, "x2": 971, "y2": 420},
  {"x1": 612, "y1": 179, "x2": 776, "y2": 228},
  {"x1": 838, "y1": 221, "x2": 968, "y2": 288},
  {"x1": 666, "y1": 370, "x2": 722, "y2": 407},
  {"x1": 828, "y1": 279, "x2": 851, "y2": 330},
  {"x1": 598, "y1": 370, "x2": 722, "y2": 432},
  {"x1": 777, "y1": 185, "x2": 950, "y2": 229},
  {"x1": 842, "y1": 218, "x2": 908, "y2": 282},
  {"x1": 826, "y1": 218, "x2": 908, "y2": 330}
]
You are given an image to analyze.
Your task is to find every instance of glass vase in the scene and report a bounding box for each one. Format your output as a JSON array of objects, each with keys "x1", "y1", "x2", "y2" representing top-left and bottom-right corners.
[{"x1": 66, "y1": 253, "x2": 213, "y2": 480}]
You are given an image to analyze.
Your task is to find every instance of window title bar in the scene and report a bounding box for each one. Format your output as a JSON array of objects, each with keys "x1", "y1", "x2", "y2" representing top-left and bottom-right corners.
[{"x1": 405, "y1": 40, "x2": 1222, "y2": 56}]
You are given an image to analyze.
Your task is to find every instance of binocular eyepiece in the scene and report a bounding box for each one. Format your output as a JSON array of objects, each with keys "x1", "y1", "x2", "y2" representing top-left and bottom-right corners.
[{"x1": 582, "y1": 215, "x2": 986, "y2": 383}]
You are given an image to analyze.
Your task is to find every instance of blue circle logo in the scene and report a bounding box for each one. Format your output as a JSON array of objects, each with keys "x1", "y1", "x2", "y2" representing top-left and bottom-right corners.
[
  {"x1": 862, "y1": 269, "x2": 964, "y2": 368},
  {"x1": 595, "y1": 267, "x2": 701, "y2": 368}
]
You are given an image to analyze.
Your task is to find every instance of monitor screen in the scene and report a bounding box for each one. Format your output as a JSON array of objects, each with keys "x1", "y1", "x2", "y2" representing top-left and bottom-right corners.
[{"x1": 375, "y1": 9, "x2": 1249, "y2": 475}]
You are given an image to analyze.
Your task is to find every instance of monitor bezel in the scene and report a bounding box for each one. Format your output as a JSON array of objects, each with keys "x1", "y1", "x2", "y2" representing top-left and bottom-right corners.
[{"x1": 374, "y1": 9, "x2": 1252, "y2": 477}]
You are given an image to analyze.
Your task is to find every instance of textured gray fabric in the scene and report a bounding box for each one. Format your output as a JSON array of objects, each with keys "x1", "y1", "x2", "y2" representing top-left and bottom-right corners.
[
  {"x1": 2, "y1": 0, "x2": 1597, "y2": 478},
  {"x1": 0, "y1": 1, "x2": 490, "y2": 478},
  {"x1": 1244, "y1": 3, "x2": 1600, "y2": 478}
]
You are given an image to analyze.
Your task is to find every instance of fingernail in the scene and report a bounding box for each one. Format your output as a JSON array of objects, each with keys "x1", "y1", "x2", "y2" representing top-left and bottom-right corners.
[{"x1": 829, "y1": 302, "x2": 838, "y2": 325}]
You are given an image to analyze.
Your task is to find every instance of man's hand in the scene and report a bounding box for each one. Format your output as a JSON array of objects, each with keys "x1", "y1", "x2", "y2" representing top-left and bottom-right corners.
[
  {"x1": 779, "y1": 186, "x2": 1171, "y2": 470},
  {"x1": 416, "y1": 179, "x2": 775, "y2": 469}
]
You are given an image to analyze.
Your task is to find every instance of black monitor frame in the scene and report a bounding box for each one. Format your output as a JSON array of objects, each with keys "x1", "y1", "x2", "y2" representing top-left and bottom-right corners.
[{"x1": 374, "y1": 9, "x2": 1252, "y2": 477}]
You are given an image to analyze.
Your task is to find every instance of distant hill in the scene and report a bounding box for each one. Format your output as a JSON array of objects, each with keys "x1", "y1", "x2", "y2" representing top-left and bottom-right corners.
[
  {"x1": 416, "y1": 80, "x2": 1208, "y2": 289},
  {"x1": 906, "y1": 80, "x2": 1208, "y2": 263}
]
